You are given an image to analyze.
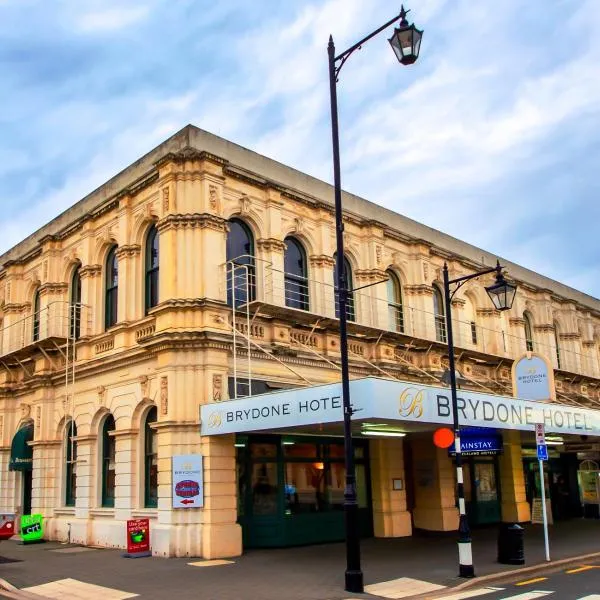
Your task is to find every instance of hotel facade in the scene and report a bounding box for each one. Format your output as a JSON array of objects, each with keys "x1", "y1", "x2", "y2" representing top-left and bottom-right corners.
[{"x1": 2, "y1": 125, "x2": 600, "y2": 558}]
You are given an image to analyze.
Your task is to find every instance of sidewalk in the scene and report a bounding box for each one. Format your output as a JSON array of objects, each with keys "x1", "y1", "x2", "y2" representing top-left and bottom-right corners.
[{"x1": 1, "y1": 520, "x2": 599, "y2": 600}]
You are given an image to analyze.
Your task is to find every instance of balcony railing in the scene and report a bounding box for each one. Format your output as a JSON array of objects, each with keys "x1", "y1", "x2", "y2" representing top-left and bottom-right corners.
[
  {"x1": 0, "y1": 301, "x2": 93, "y2": 358},
  {"x1": 222, "y1": 257, "x2": 598, "y2": 379}
]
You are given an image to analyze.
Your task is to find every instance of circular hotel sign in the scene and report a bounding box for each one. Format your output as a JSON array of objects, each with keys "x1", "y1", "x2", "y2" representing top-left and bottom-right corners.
[{"x1": 512, "y1": 352, "x2": 554, "y2": 401}]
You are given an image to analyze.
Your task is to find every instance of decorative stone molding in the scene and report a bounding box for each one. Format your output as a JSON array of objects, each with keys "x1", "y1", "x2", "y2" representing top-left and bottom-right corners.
[
  {"x1": 157, "y1": 213, "x2": 228, "y2": 233},
  {"x1": 560, "y1": 332, "x2": 581, "y2": 341},
  {"x1": 212, "y1": 374, "x2": 223, "y2": 402},
  {"x1": 257, "y1": 238, "x2": 286, "y2": 253},
  {"x1": 451, "y1": 298, "x2": 466, "y2": 308},
  {"x1": 95, "y1": 337, "x2": 115, "y2": 355},
  {"x1": 139, "y1": 375, "x2": 150, "y2": 399},
  {"x1": 115, "y1": 245, "x2": 141, "y2": 259},
  {"x1": 355, "y1": 268, "x2": 387, "y2": 282},
  {"x1": 534, "y1": 324, "x2": 554, "y2": 333},
  {"x1": 476, "y1": 308, "x2": 496, "y2": 317},
  {"x1": 39, "y1": 282, "x2": 68, "y2": 295},
  {"x1": 208, "y1": 185, "x2": 220, "y2": 211},
  {"x1": 309, "y1": 254, "x2": 335, "y2": 268},
  {"x1": 97, "y1": 386, "x2": 106, "y2": 407},
  {"x1": 162, "y1": 187, "x2": 170, "y2": 212},
  {"x1": 583, "y1": 340, "x2": 596, "y2": 348},
  {"x1": 136, "y1": 323, "x2": 156, "y2": 342},
  {"x1": 509, "y1": 317, "x2": 525, "y2": 326},
  {"x1": 80, "y1": 265, "x2": 102, "y2": 279},
  {"x1": 160, "y1": 376, "x2": 168, "y2": 415},
  {"x1": 403, "y1": 284, "x2": 434, "y2": 296},
  {"x1": 375, "y1": 245, "x2": 383, "y2": 266}
]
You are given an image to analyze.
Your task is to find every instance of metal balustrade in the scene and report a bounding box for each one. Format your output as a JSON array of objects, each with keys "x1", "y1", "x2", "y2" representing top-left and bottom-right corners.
[
  {"x1": 223, "y1": 257, "x2": 599, "y2": 381},
  {"x1": 0, "y1": 301, "x2": 93, "y2": 358}
]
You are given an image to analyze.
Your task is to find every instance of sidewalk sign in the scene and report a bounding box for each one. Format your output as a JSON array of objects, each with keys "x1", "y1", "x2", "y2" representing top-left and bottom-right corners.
[
  {"x1": 123, "y1": 518, "x2": 151, "y2": 559},
  {"x1": 531, "y1": 498, "x2": 553, "y2": 525},
  {"x1": 19, "y1": 514, "x2": 45, "y2": 545},
  {"x1": 0, "y1": 514, "x2": 15, "y2": 541}
]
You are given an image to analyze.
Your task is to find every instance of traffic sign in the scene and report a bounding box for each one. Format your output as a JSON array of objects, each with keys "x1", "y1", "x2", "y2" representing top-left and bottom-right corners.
[
  {"x1": 537, "y1": 443, "x2": 548, "y2": 461},
  {"x1": 535, "y1": 423, "x2": 545, "y2": 445}
]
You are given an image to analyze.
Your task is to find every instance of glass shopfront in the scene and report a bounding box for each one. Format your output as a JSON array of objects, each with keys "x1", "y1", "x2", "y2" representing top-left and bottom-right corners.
[
  {"x1": 236, "y1": 435, "x2": 373, "y2": 548},
  {"x1": 462, "y1": 457, "x2": 501, "y2": 526}
]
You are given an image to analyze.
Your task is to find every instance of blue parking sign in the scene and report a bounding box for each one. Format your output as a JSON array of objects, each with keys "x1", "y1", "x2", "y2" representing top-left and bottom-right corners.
[{"x1": 537, "y1": 444, "x2": 548, "y2": 461}]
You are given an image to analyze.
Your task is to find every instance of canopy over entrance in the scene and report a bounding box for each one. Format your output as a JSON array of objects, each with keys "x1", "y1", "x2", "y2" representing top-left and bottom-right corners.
[
  {"x1": 9, "y1": 423, "x2": 33, "y2": 471},
  {"x1": 200, "y1": 377, "x2": 600, "y2": 438}
]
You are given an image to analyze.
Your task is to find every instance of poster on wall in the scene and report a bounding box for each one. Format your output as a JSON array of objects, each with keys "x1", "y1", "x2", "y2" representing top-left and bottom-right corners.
[
  {"x1": 512, "y1": 353, "x2": 554, "y2": 401},
  {"x1": 577, "y1": 471, "x2": 600, "y2": 504},
  {"x1": 172, "y1": 455, "x2": 204, "y2": 509}
]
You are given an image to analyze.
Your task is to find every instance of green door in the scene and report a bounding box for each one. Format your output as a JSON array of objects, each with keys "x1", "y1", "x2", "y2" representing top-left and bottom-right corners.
[{"x1": 468, "y1": 460, "x2": 501, "y2": 525}]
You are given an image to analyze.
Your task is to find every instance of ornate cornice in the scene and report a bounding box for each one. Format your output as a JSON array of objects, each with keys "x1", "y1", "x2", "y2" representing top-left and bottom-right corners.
[
  {"x1": 115, "y1": 244, "x2": 141, "y2": 259},
  {"x1": 560, "y1": 332, "x2": 581, "y2": 341},
  {"x1": 509, "y1": 317, "x2": 525, "y2": 326},
  {"x1": 309, "y1": 254, "x2": 335, "y2": 268},
  {"x1": 80, "y1": 264, "x2": 102, "y2": 279},
  {"x1": 404, "y1": 284, "x2": 434, "y2": 296},
  {"x1": 3, "y1": 302, "x2": 29, "y2": 313},
  {"x1": 476, "y1": 308, "x2": 496, "y2": 317},
  {"x1": 583, "y1": 340, "x2": 596, "y2": 348},
  {"x1": 355, "y1": 268, "x2": 387, "y2": 282},
  {"x1": 157, "y1": 213, "x2": 228, "y2": 233},
  {"x1": 155, "y1": 148, "x2": 228, "y2": 169},
  {"x1": 257, "y1": 238, "x2": 286, "y2": 253},
  {"x1": 39, "y1": 282, "x2": 68, "y2": 295},
  {"x1": 534, "y1": 324, "x2": 554, "y2": 333}
]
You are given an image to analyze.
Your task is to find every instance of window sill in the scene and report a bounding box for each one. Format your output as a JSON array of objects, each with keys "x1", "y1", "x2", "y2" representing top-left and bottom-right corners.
[
  {"x1": 131, "y1": 509, "x2": 158, "y2": 519},
  {"x1": 54, "y1": 508, "x2": 76, "y2": 517},
  {"x1": 89, "y1": 508, "x2": 115, "y2": 518}
]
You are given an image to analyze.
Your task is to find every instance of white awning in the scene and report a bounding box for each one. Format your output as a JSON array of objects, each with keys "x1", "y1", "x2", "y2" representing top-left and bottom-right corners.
[{"x1": 200, "y1": 377, "x2": 600, "y2": 437}]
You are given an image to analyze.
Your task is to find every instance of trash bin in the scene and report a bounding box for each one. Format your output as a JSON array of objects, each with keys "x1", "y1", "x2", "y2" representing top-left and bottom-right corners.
[{"x1": 497, "y1": 523, "x2": 525, "y2": 565}]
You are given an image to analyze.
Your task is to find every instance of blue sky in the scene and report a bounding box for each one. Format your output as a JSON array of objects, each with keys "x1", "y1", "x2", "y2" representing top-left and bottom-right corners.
[{"x1": 1, "y1": 0, "x2": 599, "y2": 297}]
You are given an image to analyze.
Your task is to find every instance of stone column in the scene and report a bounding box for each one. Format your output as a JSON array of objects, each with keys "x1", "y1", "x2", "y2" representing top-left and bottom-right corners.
[
  {"x1": 403, "y1": 286, "x2": 435, "y2": 340},
  {"x1": 410, "y1": 434, "x2": 458, "y2": 531},
  {"x1": 499, "y1": 430, "x2": 530, "y2": 522},
  {"x1": 115, "y1": 246, "x2": 141, "y2": 325},
  {"x1": 309, "y1": 255, "x2": 336, "y2": 317},
  {"x1": 257, "y1": 238, "x2": 286, "y2": 306},
  {"x1": 370, "y1": 438, "x2": 412, "y2": 537}
]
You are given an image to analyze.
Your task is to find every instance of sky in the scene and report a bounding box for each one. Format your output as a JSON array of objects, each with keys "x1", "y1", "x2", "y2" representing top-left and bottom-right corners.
[{"x1": 1, "y1": 0, "x2": 599, "y2": 298}]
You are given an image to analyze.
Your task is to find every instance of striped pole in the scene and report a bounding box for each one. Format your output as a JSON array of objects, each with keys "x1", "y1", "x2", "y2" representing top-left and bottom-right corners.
[{"x1": 443, "y1": 263, "x2": 475, "y2": 579}]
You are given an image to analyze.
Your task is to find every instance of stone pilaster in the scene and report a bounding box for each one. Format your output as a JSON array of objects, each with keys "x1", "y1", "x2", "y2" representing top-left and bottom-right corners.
[{"x1": 499, "y1": 430, "x2": 530, "y2": 522}]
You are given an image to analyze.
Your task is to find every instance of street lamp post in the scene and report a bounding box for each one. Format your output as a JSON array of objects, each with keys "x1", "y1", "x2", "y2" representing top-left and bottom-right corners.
[
  {"x1": 443, "y1": 261, "x2": 517, "y2": 578},
  {"x1": 328, "y1": 6, "x2": 423, "y2": 594}
]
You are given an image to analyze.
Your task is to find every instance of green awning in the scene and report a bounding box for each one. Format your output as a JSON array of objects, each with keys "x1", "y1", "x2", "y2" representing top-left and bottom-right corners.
[{"x1": 9, "y1": 424, "x2": 33, "y2": 471}]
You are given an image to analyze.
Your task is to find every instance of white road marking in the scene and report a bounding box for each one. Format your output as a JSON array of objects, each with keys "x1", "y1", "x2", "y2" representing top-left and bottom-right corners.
[
  {"x1": 577, "y1": 596, "x2": 600, "y2": 599},
  {"x1": 429, "y1": 587, "x2": 505, "y2": 599},
  {"x1": 498, "y1": 592, "x2": 553, "y2": 600}
]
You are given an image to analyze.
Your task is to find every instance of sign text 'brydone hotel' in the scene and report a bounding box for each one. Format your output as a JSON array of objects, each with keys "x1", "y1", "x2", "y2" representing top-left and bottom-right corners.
[{"x1": 200, "y1": 377, "x2": 600, "y2": 437}]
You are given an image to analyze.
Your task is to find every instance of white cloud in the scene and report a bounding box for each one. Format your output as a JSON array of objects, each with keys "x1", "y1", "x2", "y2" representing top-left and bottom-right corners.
[{"x1": 76, "y1": 6, "x2": 149, "y2": 33}]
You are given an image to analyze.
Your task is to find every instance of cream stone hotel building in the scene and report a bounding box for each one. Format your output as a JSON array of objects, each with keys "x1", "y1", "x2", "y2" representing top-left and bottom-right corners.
[{"x1": 2, "y1": 125, "x2": 600, "y2": 558}]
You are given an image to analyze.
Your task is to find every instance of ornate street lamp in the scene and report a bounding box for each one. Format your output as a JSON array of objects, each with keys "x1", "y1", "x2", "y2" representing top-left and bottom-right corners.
[
  {"x1": 328, "y1": 7, "x2": 423, "y2": 594},
  {"x1": 443, "y1": 260, "x2": 517, "y2": 578},
  {"x1": 388, "y1": 6, "x2": 423, "y2": 65}
]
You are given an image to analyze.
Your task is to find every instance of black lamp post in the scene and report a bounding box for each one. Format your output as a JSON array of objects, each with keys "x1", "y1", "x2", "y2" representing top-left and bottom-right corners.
[
  {"x1": 328, "y1": 6, "x2": 423, "y2": 594},
  {"x1": 443, "y1": 260, "x2": 517, "y2": 578}
]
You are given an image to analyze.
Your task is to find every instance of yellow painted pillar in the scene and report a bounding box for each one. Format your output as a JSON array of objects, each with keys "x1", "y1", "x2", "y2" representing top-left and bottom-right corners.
[
  {"x1": 410, "y1": 434, "x2": 458, "y2": 531},
  {"x1": 370, "y1": 438, "x2": 412, "y2": 537},
  {"x1": 499, "y1": 430, "x2": 530, "y2": 522}
]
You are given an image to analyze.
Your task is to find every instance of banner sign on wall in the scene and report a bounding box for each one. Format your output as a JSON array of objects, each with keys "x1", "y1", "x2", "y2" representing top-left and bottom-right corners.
[
  {"x1": 172, "y1": 455, "x2": 204, "y2": 509},
  {"x1": 512, "y1": 353, "x2": 554, "y2": 401},
  {"x1": 124, "y1": 518, "x2": 151, "y2": 558},
  {"x1": 200, "y1": 377, "x2": 600, "y2": 437},
  {"x1": 448, "y1": 427, "x2": 503, "y2": 456}
]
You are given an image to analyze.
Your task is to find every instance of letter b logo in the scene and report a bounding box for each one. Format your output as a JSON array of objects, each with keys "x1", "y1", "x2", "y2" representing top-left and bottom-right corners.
[{"x1": 399, "y1": 388, "x2": 424, "y2": 419}]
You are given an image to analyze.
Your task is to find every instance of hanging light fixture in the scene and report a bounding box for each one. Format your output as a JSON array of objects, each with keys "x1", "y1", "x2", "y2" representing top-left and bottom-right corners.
[
  {"x1": 388, "y1": 5, "x2": 423, "y2": 65},
  {"x1": 485, "y1": 261, "x2": 517, "y2": 311}
]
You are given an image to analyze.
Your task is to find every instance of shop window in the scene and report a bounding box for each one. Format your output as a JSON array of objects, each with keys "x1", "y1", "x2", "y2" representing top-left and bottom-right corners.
[
  {"x1": 144, "y1": 407, "x2": 158, "y2": 508},
  {"x1": 145, "y1": 226, "x2": 159, "y2": 314},
  {"x1": 433, "y1": 286, "x2": 446, "y2": 343},
  {"x1": 70, "y1": 264, "x2": 82, "y2": 340},
  {"x1": 101, "y1": 414, "x2": 116, "y2": 507},
  {"x1": 105, "y1": 246, "x2": 118, "y2": 330},
  {"x1": 252, "y1": 463, "x2": 278, "y2": 515},
  {"x1": 65, "y1": 422, "x2": 77, "y2": 507},
  {"x1": 226, "y1": 219, "x2": 256, "y2": 307},
  {"x1": 386, "y1": 271, "x2": 404, "y2": 333},
  {"x1": 284, "y1": 237, "x2": 309, "y2": 310},
  {"x1": 333, "y1": 255, "x2": 355, "y2": 322}
]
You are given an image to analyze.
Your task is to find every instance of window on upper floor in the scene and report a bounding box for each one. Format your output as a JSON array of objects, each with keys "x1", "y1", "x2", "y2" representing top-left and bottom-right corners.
[
  {"x1": 105, "y1": 247, "x2": 118, "y2": 330},
  {"x1": 101, "y1": 414, "x2": 116, "y2": 508},
  {"x1": 32, "y1": 289, "x2": 41, "y2": 342},
  {"x1": 433, "y1": 286, "x2": 446, "y2": 343},
  {"x1": 70, "y1": 264, "x2": 82, "y2": 340},
  {"x1": 226, "y1": 219, "x2": 256, "y2": 307},
  {"x1": 554, "y1": 321, "x2": 562, "y2": 369},
  {"x1": 524, "y1": 312, "x2": 534, "y2": 352},
  {"x1": 284, "y1": 237, "x2": 309, "y2": 311},
  {"x1": 333, "y1": 254, "x2": 355, "y2": 322},
  {"x1": 386, "y1": 271, "x2": 404, "y2": 333},
  {"x1": 145, "y1": 226, "x2": 159, "y2": 314},
  {"x1": 65, "y1": 421, "x2": 77, "y2": 507}
]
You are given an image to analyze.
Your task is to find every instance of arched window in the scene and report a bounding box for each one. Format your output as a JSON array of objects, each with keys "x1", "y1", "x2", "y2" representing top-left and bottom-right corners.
[
  {"x1": 144, "y1": 407, "x2": 158, "y2": 508},
  {"x1": 284, "y1": 237, "x2": 308, "y2": 311},
  {"x1": 333, "y1": 255, "x2": 355, "y2": 322},
  {"x1": 65, "y1": 422, "x2": 77, "y2": 507},
  {"x1": 32, "y1": 289, "x2": 41, "y2": 342},
  {"x1": 433, "y1": 286, "x2": 446, "y2": 343},
  {"x1": 386, "y1": 271, "x2": 404, "y2": 333},
  {"x1": 145, "y1": 226, "x2": 159, "y2": 314},
  {"x1": 105, "y1": 247, "x2": 118, "y2": 330},
  {"x1": 554, "y1": 322, "x2": 562, "y2": 369},
  {"x1": 70, "y1": 264, "x2": 82, "y2": 340},
  {"x1": 226, "y1": 219, "x2": 256, "y2": 307},
  {"x1": 524, "y1": 312, "x2": 534, "y2": 352},
  {"x1": 101, "y1": 414, "x2": 116, "y2": 507}
]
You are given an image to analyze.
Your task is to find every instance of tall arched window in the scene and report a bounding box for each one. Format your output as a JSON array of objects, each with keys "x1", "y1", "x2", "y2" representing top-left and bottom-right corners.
[
  {"x1": 144, "y1": 407, "x2": 158, "y2": 508},
  {"x1": 65, "y1": 422, "x2": 77, "y2": 507},
  {"x1": 524, "y1": 312, "x2": 534, "y2": 352},
  {"x1": 226, "y1": 219, "x2": 256, "y2": 307},
  {"x1": 433, "y1": 286, "x2": 446, "y2": 343},
  {"x1": 386, "y1": 270, "x2": 404, "y2": 333},
  {"x1": 145, "y1": 226, "x2": 159, "y2": 314},
  {"x1": 284, "y1": 237, "x2": 308, "y2": 310},
  {"x1": 32, "y1": 289, "x2": 41, "y2": 342},
  {"x1": 101, "y1": 414, "x2": 116, "y2": 507},
  {"x1": 105, "y1": 247, "x2": 118, "y2": 330},
  {"x1": 333, "y1": 255, "x2": 355, "y2": 322},
  {"x1": 554, "y1": 321, "x2": 562, "y2": 369},
  {"x1": 70, "y1": 264, "x2": 82, "y2": 340}
]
